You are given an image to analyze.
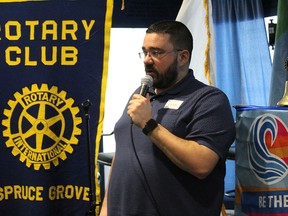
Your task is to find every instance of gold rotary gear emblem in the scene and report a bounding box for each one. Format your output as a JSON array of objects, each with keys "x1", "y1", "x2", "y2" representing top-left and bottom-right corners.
[{"x1": 2, "y1": 84, "x2": 82, "y2": 170}]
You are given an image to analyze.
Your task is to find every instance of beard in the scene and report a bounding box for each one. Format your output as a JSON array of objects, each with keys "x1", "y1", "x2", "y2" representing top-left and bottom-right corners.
[{"x1": 145, "y1": 59, "x2": 178, "y2": 90}]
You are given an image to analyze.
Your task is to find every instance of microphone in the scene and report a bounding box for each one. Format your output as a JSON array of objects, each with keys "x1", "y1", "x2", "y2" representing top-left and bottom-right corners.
[{"x1": 139, "y1": 75, "x2": 153, "y2": 96}]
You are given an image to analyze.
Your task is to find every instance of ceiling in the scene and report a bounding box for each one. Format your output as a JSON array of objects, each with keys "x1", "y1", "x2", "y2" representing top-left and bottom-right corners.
[{"x1": 111, "y1": 0, "x2": 278, "y2": 28}]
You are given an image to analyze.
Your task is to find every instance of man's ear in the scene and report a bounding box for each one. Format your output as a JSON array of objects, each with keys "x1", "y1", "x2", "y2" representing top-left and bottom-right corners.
[{"x1": 178, "y1": 50, "x2": 190, "y2": 64}]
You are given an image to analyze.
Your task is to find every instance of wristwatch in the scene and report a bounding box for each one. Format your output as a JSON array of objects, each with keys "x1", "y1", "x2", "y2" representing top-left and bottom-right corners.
[{"x1": 142, "y1": 119, "x2": 158, "y2": 135}]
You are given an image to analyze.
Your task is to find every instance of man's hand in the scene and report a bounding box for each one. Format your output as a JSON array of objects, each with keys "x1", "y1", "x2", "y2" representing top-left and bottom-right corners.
[{"x1": 127, "y1": 93, "x2": 152, "y2": 128}]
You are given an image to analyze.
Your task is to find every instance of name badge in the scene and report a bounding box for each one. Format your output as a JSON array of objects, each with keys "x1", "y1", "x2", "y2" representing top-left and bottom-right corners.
[{"x1": 164, "y1": 100, "x2": 184, "y2": 110}]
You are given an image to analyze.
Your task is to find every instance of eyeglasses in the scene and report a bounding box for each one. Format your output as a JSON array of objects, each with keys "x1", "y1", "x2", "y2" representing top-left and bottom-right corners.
[{"x1": 138, "y1": 49, "x2": 182, "y2": 60}]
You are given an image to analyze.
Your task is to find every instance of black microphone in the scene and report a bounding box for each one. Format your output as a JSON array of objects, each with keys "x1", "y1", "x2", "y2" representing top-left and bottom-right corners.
[{"x1": 139, "y1": 75, "x2": 153, "y2": 96}]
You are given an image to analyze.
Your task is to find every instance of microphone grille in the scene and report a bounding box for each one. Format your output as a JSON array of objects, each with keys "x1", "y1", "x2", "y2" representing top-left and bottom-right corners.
[{"x1": 141, "y1": 75, "x2": 153, "y2": 87}]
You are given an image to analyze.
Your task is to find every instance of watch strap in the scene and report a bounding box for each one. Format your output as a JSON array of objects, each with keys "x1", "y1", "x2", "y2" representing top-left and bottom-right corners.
[{"x1": 142, "y1": 119, "x2": 158, "y2": 135}]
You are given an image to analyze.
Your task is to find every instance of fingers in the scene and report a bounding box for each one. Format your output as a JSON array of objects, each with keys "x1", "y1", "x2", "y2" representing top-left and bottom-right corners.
[
  {"x1": 132, "y1": 94, "x2": 144, "y2": 100},
  {"x1": 127, "y1": 94, "x2": 148, "y2": 125}
]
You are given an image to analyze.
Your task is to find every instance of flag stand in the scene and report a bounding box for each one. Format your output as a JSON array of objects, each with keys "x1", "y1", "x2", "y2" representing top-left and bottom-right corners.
[{"x1": 82, "y1": 99, "x2": 96, "y2": 216}]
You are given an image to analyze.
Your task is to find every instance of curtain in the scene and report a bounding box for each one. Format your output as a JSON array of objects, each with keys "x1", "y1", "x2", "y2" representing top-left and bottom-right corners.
[
  {"x1": 211, "y1": 1, "x2": 272, "y2": 209},
  {"x1": 212, "y1": 0, "x2": 272, "y2": 114}
]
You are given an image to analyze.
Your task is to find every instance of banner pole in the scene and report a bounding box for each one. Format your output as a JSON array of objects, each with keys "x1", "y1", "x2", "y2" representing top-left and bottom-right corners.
[{"x1": 82, "y1": 99, "x2": 96, "y2": 216}]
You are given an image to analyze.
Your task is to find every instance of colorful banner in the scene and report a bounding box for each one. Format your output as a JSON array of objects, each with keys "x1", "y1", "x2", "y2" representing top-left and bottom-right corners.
[
  {"x1": 235, "y1": 106, "x2": 288, "y2": 216},
  {"x1": 0, "y1": 0, "x2": 113, "y2": 215},
  {"x1": 269, "y1": 0, "x2": 288, "y2": 106}
]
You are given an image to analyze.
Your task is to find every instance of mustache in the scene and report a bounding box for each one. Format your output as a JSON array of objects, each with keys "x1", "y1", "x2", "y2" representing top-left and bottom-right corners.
[{"x1": 145, "y1": 65, "x2": 156, "y2": 72}]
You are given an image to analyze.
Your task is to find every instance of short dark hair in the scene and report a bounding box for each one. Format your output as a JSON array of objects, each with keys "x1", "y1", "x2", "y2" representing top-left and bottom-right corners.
[{"x1": 146, "y1": 20, "x2": 193, "y2": 59}]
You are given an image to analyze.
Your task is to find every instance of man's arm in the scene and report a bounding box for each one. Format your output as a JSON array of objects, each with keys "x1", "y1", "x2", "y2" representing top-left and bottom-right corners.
[
  {"x1": 148, "y1": 123, "x2": 219, "y2": 179},
  {"x1": 128, "y1": 94, "x2": 220, "y2": 179}
]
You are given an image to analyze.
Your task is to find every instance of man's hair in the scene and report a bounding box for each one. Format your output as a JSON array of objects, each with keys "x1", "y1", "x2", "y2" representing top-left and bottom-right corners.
[{"x1": 146, "y1": 20, "x2": 193, "y2": 60}]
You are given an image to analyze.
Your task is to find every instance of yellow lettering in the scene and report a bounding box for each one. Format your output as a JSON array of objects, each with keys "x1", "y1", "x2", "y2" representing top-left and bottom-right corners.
[
  {"x1": 62, "y1": 20, "x2": 77, "y2": 40},
  {"x1": 21, "y1": 186, "x2": 28, "y2": 200},
  {"x1": 83, "y1": 187, "x2": 89, "y2": 201},
  {"x1": 23, "y1": 147, "x2": 29, "y2": 156},
  {"x1": 28, "y1": 187, "x2": 35, "y2": 201},
  {"x1": 5, "y1": 46, "x2": 21, "y2": 66},
  {"x1": 49, "y1": 94, "x2": 57, "y2": 104},
  {"x1": 30, "y1": 93, "x2": 37, "y2": 101},
  {"x1": 4, "y1": 186, "x2": 13, "y2": 200},
  {"x1": 49, "y1": 186, "x2": 56, "y2": 200},
  {"x1": 75, "y1": 186, "x2": 83, "y2": 200},
  {"x1": 14, "y1": 185, "x2": 22, "y2": 199},
  {"x1": 56, "y1": 98, "x2": 64, "y2": 107},
  {"x1": 48, "y1": 185, "x2": 90, "y2": 201},
  {"x1": 61, "y1": 46, "x2": 78, "y2": 65},
  {"x1": 35, "y1": 187, "x2": 44, "y2": 201},
  {"x1": 0, "y1": 186, "x2": 43, "y2": 201},
  {"x1": 41, "y1": 92, "x2": 49, "y2": 101},
  {"x1": 4, "y1": 19, "x2": 95, "y2": 41},
  {"x1": 23, "y1": 95, "x2": 31, "y2": 104},
  {"x1": 5, "y1": 46, "x2": 78, "y2": 66},
  {"x1": 25, "y1": 47, "x2": 37, "y2": 66},
  {"x1": 0, "y1": 187, "x2": 4, "y2": 201},
  {"x1": 13, "y1": 185, "x2": 22, "y2": 200},
  {"x1": 42, "y1": 20, "x2": 57, "y2": 40},
  {"x1": 65, "y1": 185, "x2": 74, "y2": 199},
  {"x1": 42, "y1": 46, "x2": 57, "y2": 65},
  {"x1": 13, "y1": 137, "x2": 25, "y2": 150},
  {"x1": 82, "y1": 20, "x2": 95, "y2": 40},
  {"x1": 56, "y1": 185, "x2": 65, "y2": 199},
  {"x1": 36, "y1": 153, "x2": 43, "y2": 162},
  {"x1": 5, "y1": 21, "x2": 21, "y2": 40},
  {"x1": 25, "y1": 20, "x2": 39, "y2": 40}
]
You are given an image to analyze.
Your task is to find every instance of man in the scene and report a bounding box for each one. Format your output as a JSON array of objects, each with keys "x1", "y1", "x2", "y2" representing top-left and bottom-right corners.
[{"x1": 100, "y1": 20, "x2": 235, "y2": 216}]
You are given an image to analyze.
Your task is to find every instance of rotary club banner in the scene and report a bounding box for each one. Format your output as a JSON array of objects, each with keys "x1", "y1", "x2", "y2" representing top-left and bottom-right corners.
[
  {"x1": 0, "y1": 0, "x2": 113, "y2": 215},
  {"x1": 235, "y1": 106, "x2": 288, "y2": 215}
]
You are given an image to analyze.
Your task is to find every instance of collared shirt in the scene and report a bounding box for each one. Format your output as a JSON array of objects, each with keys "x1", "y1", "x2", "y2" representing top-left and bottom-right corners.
[{"x1": 108, "y1": 69, "x2": 236, "y2": 216}]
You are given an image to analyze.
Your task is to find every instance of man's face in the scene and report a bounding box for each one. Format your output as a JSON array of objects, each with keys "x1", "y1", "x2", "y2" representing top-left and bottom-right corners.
[{"x1": 142, "y1": 33, "x2": 179, "y2": 90}]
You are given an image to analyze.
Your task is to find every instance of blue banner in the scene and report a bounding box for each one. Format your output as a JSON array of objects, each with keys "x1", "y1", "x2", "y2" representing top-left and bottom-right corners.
[{"x1": 0, "y1": 0, "x2": 113, "y2": 215}]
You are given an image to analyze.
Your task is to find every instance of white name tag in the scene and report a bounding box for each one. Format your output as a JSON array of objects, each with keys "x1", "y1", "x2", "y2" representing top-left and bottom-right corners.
[{"x1": 164, "y1": 100, "x2": 184, "y2": 110}]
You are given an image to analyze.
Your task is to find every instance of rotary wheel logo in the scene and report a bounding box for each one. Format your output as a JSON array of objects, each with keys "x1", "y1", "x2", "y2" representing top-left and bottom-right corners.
[{"x1": 2, "y1": 83, "x2": 82, "y2": 170}]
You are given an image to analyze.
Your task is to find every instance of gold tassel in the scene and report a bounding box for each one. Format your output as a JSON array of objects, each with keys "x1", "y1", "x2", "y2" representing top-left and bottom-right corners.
[
  {"x1": 121, "y1": 0, "x2": 125, "y2": 10},
  {"x1": 203, "y1": 0, "x2": 212, "y2": 86},
  {"x1": 221, "y1": 203, "x2": 228, "y2": 216}
]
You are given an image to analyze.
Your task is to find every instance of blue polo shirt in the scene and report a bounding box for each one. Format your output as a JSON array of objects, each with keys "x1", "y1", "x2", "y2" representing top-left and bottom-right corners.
[{"x1": 108, "y1": 70, "x2": 235, "y2": 216}]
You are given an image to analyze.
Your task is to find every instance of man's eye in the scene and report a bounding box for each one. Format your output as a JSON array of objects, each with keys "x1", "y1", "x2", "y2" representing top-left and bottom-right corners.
[{"x1": 151, "y1": 51, "x2": 162, "y2": 55}]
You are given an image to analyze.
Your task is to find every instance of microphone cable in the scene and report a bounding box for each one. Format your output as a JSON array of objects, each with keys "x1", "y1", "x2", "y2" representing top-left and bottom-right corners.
[{"x1": 130, "y1": 123, "x2": 162, "y2": 216}]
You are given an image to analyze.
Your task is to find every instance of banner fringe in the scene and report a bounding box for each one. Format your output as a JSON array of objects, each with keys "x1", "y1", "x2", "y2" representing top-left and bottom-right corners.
[
  {"x1": 121, "y1": 0, "x2": 125, "y2": 10},
  {"x1": 203, "y1": 0, "x2": 212, "y2": 86}
]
